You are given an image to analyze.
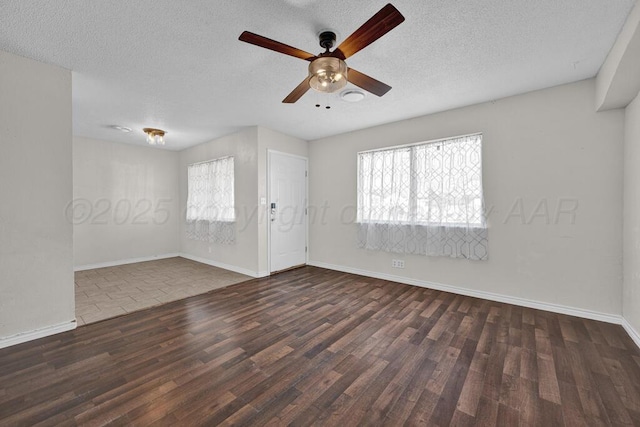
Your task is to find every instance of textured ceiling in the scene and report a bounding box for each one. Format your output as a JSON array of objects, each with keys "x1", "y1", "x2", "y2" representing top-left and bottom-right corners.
[{"x1": 0, "y1": 0, "x2": 636, "y2": 150}]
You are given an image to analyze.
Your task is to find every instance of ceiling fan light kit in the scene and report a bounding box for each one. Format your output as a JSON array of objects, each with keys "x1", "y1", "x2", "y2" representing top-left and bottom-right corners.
[
  {"x1": 308, "y1": 56, "x2": 348, "y2": 93},
  {"x1": 238, "y1": 3, "x2": 405, "y2": 103}
]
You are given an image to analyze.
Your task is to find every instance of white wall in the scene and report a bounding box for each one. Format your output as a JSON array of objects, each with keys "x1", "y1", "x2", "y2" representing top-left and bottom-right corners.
[
  {"x1": 71, "y1": 124, "x2": 308, "y2": 278},
  {"x1": 623, "y1": 92, "x2": 640, "y2": 336},
  {"x1": 309, "y1": 79, "x2": 624, "y2": 318},
  {"x1": 178, "y1": 126, "x2": 308, "y2": 276},
  {"x1": 73, "y1": 137, "x2": 180, "y2": 268},
  {"x1": 0, "y1": 50, "x2": 75, "y2": 343},
  {"x1": 179, "y1": 127, "x2": 260, "y2": 275}
]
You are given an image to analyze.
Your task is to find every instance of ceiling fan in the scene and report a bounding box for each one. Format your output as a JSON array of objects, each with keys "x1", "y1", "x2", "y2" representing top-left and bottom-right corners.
[{"x1": 238, "y1": 3, "x2": 405, "y2": 103}]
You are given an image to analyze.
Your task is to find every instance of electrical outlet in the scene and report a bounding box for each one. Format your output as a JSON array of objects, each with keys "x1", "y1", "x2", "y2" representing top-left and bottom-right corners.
[{"x1": 392, "y1": 259, "x2": 405, "y2": 268}]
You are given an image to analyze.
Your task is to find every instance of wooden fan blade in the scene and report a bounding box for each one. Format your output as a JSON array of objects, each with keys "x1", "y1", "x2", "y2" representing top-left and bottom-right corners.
[
  {"x1": 283, "y1": 77, "x2": 311, "y2": 103},
  {"x1": 333, "y1": 4, "x2": 405, "y2": 60},
  {"x1": 347, "y1": 68, "x2": 392, "y2": 97},
  {"x1": 239, "y1": 31, "x2": 316, "y2": 61}
]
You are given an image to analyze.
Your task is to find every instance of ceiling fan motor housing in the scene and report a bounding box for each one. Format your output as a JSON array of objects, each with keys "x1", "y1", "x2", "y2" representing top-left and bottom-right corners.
[{"x1": 319, "y1": 31, "x2": 337, "y2": 51}]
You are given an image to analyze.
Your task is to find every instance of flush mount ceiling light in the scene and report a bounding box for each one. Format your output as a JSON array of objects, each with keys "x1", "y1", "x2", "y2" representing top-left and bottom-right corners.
[{"x1": 143, "y1": 128, "x2": 166, "y2": 145}]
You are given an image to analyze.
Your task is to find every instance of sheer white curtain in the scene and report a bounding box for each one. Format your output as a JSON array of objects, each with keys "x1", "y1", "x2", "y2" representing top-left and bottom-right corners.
[
  {"x1": 186, "y1": 156, "x2": 235, "y2": 244},
  {"x1": 357, "y1": 134, "x2": 488, "y2": 260}
]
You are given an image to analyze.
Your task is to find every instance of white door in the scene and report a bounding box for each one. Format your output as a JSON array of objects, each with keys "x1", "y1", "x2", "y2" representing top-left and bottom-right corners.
[{"x1": 269, "y1": 151, "x2": 307, "y2": 273}]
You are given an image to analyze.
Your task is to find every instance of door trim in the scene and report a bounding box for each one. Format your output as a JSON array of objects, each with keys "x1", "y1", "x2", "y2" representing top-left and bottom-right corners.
[{"x1": 267, "y1": 150, "x2": 309, "y2": 274}]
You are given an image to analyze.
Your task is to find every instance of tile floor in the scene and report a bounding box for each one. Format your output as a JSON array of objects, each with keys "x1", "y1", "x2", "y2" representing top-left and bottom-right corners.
[{"x1": 74, "y1": 257, "x2": 252, "y2": 326}]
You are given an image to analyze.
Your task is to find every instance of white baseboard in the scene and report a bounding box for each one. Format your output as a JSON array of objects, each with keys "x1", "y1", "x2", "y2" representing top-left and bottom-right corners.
[
  {"x1": 74, "y1": 253, "x2": 181, "y2": 272},
  {"x1": 178, "y1": 253, "x2": 260, "y2": 278},
  {"x1": 622, "y1": 318, "x2": 640, "y2": 350},
  {"x1": 308, "y1": 261, "x2": 622, "y2": 325},
  {"x1": 0, "y1": 320, "x2": 77, "y2": 350}
]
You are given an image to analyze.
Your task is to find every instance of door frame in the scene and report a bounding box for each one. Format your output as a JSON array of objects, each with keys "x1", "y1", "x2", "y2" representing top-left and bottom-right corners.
[{"x1": 267, "y1": 150, "x2": 309, "y2": 274}]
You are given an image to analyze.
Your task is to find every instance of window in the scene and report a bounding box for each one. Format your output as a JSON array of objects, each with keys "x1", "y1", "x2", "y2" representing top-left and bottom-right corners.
[
  {"x1": 186, "y1": 156, "x2": 235, "y2": 244},
  {"x1": 358, "y1": 134, "x2": 484, "y2": 226},
  {"x1": 357, "y1": 134, "x2": 487, "y2": 260}
]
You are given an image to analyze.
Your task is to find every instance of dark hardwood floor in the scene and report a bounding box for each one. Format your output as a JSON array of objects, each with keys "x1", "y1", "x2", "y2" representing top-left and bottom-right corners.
[{"x1": 1, "y1": 266, "x2": 639, "y2": 426}]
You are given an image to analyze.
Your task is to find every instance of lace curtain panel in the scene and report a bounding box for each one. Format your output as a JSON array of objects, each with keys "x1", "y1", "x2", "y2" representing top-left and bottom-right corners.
[
  {"x1": 357, "y1": 134, "x2": 488, "y2": 260},
  {"x1": 186, "y1": 156, "x2": 236, "y2": 244}
]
